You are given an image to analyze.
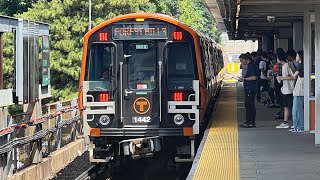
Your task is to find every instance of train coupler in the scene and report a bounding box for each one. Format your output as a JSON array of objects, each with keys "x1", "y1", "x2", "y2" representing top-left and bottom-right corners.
[{"x1": 120, "y1": 136, "x2": 162, "y2": 159}]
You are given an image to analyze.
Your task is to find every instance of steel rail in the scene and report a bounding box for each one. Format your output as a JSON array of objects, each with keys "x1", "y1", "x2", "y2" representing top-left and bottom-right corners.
[{"x1": 74, "y1": 165, "x2": 96, "y2": 180}]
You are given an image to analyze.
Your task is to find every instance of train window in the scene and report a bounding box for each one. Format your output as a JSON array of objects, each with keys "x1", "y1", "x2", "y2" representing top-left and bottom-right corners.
[
  {"x1": 209, "y1": 45, "x2": 215, "y2": 77},
  {"x1": 86, "y1": 43, "x2": 115, "y2": 90},
  {"x1": 167, "y1": 43, "x2": 195, "y2": 90},
  {"x1": 128, "y1": 43, "x2": 156, "y2": 90},
  {"x1": 200, "y1": 43, "x2": 207, "y2": 87}
]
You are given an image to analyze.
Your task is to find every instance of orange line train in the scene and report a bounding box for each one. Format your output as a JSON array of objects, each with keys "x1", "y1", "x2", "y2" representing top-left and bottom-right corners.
[{"x1": 78, "y1": 13, "x2": 225, "y2": 165}]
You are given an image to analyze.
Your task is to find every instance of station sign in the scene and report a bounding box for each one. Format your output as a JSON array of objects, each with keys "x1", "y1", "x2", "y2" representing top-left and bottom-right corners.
[{"x1": 112, "y1": 23, "x2": 168, "y2": 40}]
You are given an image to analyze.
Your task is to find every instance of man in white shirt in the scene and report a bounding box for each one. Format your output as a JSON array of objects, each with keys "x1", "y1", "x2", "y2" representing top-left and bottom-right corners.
[
  {"x1": 276, "y1": 53, "x2": 295, "y2": 128},
  {"x1": 259, "y1": 53, "x2": 275, "y2": 106}
]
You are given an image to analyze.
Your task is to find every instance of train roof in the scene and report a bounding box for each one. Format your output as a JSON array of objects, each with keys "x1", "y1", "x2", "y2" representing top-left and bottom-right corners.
[{"x1": 85, "y1": 13, "x2": 219, "y2": 48}]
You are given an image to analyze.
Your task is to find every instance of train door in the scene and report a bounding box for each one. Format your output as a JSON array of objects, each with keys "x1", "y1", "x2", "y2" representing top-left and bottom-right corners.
[{"x1": 121, "y1": 42, "x2": 160, "y2": 127}]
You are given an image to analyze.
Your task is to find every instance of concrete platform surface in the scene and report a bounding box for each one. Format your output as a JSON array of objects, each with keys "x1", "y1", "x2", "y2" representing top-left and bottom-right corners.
[{"x1": 237, "y1": 83, "x2": 320, "y2": 180}]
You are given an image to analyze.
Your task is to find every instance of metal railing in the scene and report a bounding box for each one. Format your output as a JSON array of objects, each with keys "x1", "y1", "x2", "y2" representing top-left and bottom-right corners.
[{"x1": 0, "y1": 98, "x2": 81, "y2": 180}]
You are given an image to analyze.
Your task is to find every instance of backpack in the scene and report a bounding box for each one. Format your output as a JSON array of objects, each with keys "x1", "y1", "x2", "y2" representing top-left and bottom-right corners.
[{"x1": 254, "y1": 58, "x2": 262, "y2": 77}]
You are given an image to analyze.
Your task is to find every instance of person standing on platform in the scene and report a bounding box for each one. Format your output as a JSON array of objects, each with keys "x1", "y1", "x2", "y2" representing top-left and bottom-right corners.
[
  {"x1": 254, "y1": 51, "x2": 263, "y2": 102},
  {"x1": 274, "y1": 48, "x2": 286, "y2": 119},
  {"x1": 276, "y1": 53, "x2": 295, "y2": 128},
  {"x1": 291, "y1": 50, "x2": 304, "y2": 132},
  {"x1": 287, "y1": 49, "x2": 298, "y2": 73},
  {"x1": 259, "y1": 52, "x2": 276, "y2": 106},
  {"x1": 238, "y1": 54, "x2": 258, "y2": 128}
]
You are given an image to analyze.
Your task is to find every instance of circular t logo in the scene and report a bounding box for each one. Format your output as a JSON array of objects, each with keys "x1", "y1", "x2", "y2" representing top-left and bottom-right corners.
[{"x1": 133, "y1": 97, "x2": 151, "y2": 115}]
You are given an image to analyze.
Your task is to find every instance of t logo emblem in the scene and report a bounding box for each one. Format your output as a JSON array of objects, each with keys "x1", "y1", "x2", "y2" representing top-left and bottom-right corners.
[{"x1": 133, "y1": 97, "x2": 151, "y2": 114}]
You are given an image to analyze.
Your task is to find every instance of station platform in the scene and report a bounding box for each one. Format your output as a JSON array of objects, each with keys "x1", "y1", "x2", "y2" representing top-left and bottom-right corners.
[{"x1": 187, "y1": 82, "x2": 320, "y2": 180}]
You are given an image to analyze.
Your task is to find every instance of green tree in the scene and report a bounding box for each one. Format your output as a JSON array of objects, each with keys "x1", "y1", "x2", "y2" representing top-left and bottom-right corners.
[
  {"x1": 2, "y1": 33, "x2": 14, "y2": 89},
  {"x1": 150, "y1": 0, "x2": 179, "y2": 18},
  {"x1": 16, "y1": 0, "x2": 159, "y2": 100},
  {"x1": 178, "y1": 0, "x2": 221, "y2": 43},
  {"x1": 0, "y1": 0, "x2": 38, "y2": 16}
]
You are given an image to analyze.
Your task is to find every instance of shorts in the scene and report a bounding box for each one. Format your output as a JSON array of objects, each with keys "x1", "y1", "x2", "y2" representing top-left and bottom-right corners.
[{"x1": 283, "y1": 94, "x2": 293, "y2": 108}]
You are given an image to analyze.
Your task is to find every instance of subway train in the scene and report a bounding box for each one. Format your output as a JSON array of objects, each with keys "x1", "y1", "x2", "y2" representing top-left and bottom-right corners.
[{"x1": 78, "y1": 13, "x2": 225, "y2": 166}]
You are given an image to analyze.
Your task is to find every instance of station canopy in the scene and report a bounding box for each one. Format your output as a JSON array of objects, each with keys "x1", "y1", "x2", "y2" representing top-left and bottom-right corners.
[{"x1": 204, "y1": 0, "x2": 320, "y2": 40}]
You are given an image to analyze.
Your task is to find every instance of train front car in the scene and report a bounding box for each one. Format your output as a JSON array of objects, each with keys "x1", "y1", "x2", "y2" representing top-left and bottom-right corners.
[{"x1": 78, "y1": 13, "x2": 207, "y2": 164}]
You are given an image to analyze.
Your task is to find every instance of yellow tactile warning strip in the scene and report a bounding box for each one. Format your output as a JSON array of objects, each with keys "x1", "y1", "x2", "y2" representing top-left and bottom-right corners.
[
  {"x1": 193, "y1": 86, "x2": 239, "y2": 180},
  {"x1": 224, "y1": 78, "x2": 237, "y2": 82}
]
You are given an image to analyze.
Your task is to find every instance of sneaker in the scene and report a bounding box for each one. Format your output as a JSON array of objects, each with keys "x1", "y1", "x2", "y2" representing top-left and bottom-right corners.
[
  {"x1": 244, "y1": 121, "x2": 250, "y2": 125},
  {"x1": 291, "y1": 125, "x2": 294, "y2": 129},
  {"x1": 291, "y1": 129, "x2": 304, "y2": 133},
  {"x1": 241, "y1": 123, "x2": 256, "y2": 128},
  {"x1": 276, "y1": 122, "x2": 289, "y2": 128},
  {"x1": 289, "y1": 128, "x2": 295, "y2": 132},
  {"x1": 241, "y1": 123, "x2": 249, "y2": 128},
  {"x1": 240, "y1": 122, "x2": 249, "y2": 128}
]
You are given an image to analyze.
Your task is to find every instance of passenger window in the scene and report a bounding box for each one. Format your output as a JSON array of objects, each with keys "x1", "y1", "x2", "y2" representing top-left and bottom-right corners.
[
  {"x1": 128, "y1": 43, "x2": 156, "y2": 90},
  {"x1": 167, "y1": 43, "x2": 195, "y2": 90},
  {"x1": 86, "y1": 43, "x2": 115, "y2": 90}
]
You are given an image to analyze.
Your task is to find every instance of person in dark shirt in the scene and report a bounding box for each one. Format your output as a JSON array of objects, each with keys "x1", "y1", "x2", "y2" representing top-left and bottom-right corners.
[
  {"x1": 287, "y1": 49, "x2": 298, "y2": 73},
  {"x1": 238, "y1": 53, "x2": 258, "y2": 128},
  {"x1": 253, "y1": 50, "x2": 262, "y2": 102}
]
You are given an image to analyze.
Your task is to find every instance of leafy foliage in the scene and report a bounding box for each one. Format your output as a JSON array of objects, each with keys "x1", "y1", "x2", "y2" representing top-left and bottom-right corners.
[
  {"x1": 2, "y1": 33, "x2": 14, "y2": 89},
  {"x1": 0, "y1": 0, "x2": 37, "y2": 16},
  {"x1": 178, "y1": 0, "x2": 221, "y2": 42},
  {"x1": 2, "y1": 0, "x2": 221, "y2": 101}
]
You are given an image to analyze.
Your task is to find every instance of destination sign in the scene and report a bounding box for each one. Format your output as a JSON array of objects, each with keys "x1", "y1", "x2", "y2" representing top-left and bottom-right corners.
[{"x1": 113, "y1": 24, "x2": 168, "y2": 40}]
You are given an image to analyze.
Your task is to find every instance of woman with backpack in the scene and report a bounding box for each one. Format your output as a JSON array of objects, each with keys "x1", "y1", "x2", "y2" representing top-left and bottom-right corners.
[{"x1": 259, "y1": 52, "x2": 276, "y2": 106}]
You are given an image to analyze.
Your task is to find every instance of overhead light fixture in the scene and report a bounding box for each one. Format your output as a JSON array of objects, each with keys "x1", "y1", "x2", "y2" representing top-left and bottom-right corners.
[{"x1": 267, "y1": 16, "x2": 275, "y2": 23}]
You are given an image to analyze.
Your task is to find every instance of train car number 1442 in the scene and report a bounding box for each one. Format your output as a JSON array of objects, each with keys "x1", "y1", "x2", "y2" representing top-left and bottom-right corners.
[{"x1": 132, "y1": 116, "x2": 151, "y2": 123}]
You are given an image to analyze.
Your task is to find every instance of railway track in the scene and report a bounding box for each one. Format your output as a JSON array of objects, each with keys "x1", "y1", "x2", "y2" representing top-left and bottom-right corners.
[
  {"x1": 74, "y1": 163, "x2": 110, "y2": 180},
  {"x1": 74, "y1": 165, "x2": 96, "y2": 180}
]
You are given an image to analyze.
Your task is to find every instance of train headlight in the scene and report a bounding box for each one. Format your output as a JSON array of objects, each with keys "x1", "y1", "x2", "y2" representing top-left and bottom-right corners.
[
  {"x1": 99, "y1": 115, "x2": 111, "y2": 126},
  {"x1": 173, "y1": 114, "x2": 184, "y2": 125}
]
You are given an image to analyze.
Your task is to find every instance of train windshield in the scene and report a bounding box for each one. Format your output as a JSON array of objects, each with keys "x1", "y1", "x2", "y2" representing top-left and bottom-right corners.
[
  {"x1": 86, "y1": 43, "x2": 115, "y2": 90},
  {"x1": 167, "y1": 43, "x2": 195, "y2": 90},
  {"x1": 128, "y1": 43, "x2": 157, "y2": 90}
]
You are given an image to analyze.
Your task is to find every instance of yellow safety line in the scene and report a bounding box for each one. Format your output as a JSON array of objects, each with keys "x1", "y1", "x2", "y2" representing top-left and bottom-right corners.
[
  {"x1": 193, "y1": 86, "x2": 239, "y2": 180},
  {"x1": 224, "y1": 79, "x2": 237, "y2": 82}
]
